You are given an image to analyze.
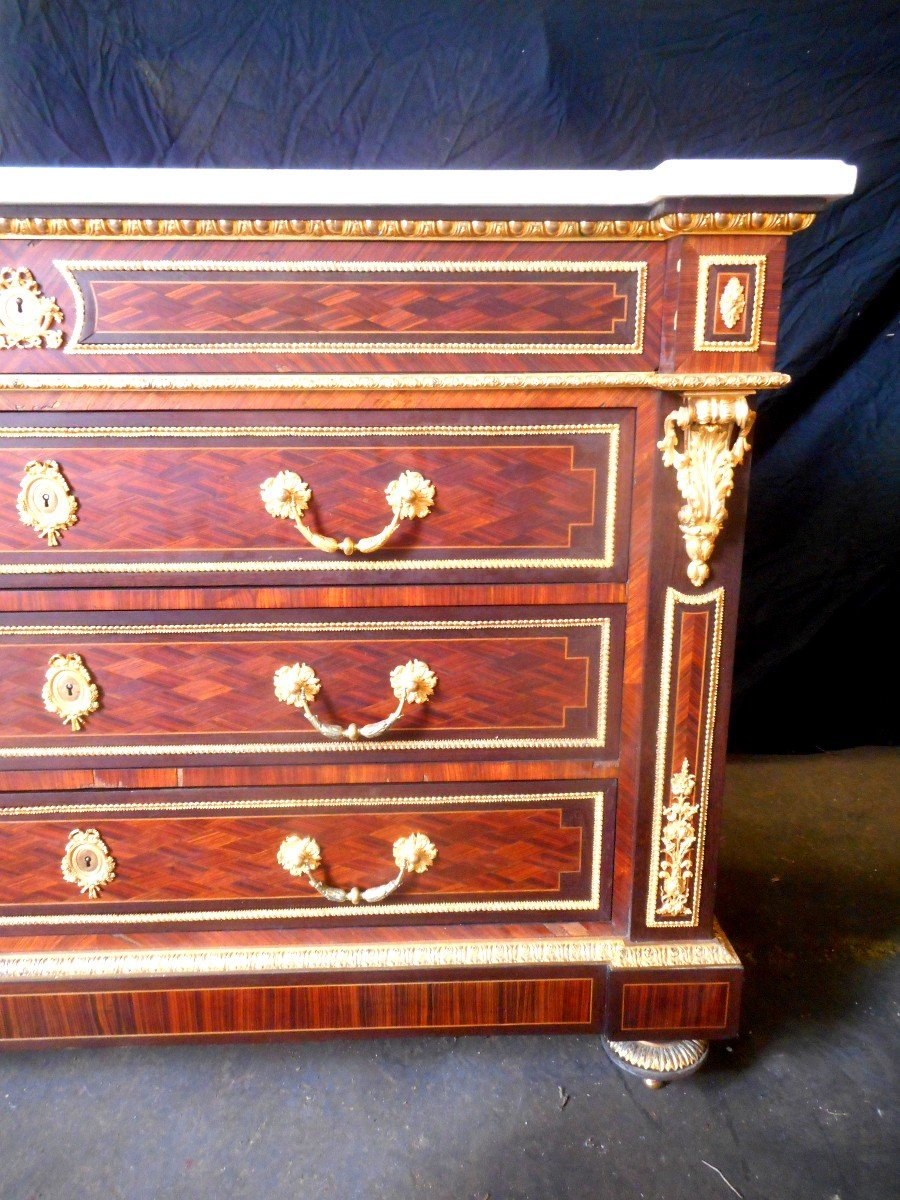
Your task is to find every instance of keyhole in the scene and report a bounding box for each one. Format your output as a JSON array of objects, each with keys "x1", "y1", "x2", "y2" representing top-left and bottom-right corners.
[
  {"x1": 42, "y1": 492, "x2": 51, "y2": 508},
  {"x1": 83, "y1": 854, "x2": 94, "y2": 869},
  {"x1": 65, "y1": 682, "x2": 74, "y2": 696},
  {"x1": 15, "y1": 297, "x2": 23, "y2": 314}
]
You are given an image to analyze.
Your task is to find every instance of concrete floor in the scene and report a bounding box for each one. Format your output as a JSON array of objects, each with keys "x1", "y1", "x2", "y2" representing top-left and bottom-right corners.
[{"x1": 0, "y1": 747, "x2": 896, "y2": 1200}]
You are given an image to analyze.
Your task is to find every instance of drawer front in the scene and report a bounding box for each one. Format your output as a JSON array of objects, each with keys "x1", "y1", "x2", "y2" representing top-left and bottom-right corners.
[
  {"x1": 0, "y1": 240, "x2": 662, "y2": 373},
  {"x1": 0, "y1": 410, "x2": 632, "y2": 584},
  {"x1": 0, "y1": 604, "x2": 621, "y2": 766},
  {"x1": 0, "y1": 781, "x2": 614, "y2": 928}
]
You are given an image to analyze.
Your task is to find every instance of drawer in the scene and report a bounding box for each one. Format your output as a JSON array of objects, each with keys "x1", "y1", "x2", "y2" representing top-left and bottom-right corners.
[
  {"x1": 0, "y1": 410, "x2": 632, "y2": 585},
  {"x1": 0, "y1": 239, "x2": 661, "y2": 373},
  {"x1": 0, "y1": 780, "x2": 614, "y2": 929},
  {"x1": 0, "y1": 603, "x2": 622, "y2": 768}
]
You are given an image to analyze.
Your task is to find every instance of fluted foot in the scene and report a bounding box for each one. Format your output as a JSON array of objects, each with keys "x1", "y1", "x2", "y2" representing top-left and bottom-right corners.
[{"x1": 602, "y1": 1036, "x2": 709, "y2": 1087}]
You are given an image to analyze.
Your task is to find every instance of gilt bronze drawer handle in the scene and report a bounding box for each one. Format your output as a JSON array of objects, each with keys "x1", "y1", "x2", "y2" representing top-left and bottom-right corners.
[
  {"x1": 17, "y1": 460, "x2": 79, "y2": 547},
  {"x1": 260, "y1": 467, "x2": 435, "y2": 556},
  {"x1": 277, "y1": 831, "x2": 437, "y2": 905},
  {"x1": 273, "y1": 658, "x2": 437, "y2": 741},
  {"x1": 60, "y1": 828, "x2": 116, "y2": 899}
]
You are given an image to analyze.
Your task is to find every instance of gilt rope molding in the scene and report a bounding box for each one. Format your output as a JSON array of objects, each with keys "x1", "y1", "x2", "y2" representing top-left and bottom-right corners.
[{"x1": 0, "y1": 371, "x2": 791, "y2": 392}]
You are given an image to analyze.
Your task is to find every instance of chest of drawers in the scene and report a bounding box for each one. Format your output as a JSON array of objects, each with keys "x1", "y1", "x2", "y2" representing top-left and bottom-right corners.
[{"x1": 0, "y1": 161, "x2": 854, "y2": 1081}]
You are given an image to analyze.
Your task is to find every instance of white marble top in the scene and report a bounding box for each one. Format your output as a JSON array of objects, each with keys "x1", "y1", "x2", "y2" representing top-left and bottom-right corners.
[{"x1": 0, "y1": 160, "x2": 856, "y2": 209}]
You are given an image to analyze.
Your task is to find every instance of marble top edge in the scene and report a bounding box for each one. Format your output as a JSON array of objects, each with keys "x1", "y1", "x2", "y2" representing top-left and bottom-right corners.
[{"x1": 0, "y1": 160, "x2": 857, "y2": 209}]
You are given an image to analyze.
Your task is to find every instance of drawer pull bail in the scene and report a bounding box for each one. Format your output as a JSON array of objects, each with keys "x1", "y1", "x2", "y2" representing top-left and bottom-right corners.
[
  {"x1": 60, "y1": 828, "x2": 116, "y2": 899},
  {"x1": 273, "y1": 658, "x2": 437, "y2": 741},
  {"x1": 277, "y1": 832, "x2": 437, "y2": 905},
  {"x1": 260, "y1": 468, "x2": 435, "y2": 556}
]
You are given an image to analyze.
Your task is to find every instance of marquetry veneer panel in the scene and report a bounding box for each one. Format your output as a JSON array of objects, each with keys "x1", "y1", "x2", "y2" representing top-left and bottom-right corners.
[
  {"x1": 604, "y1": 969, "x2": 741, "y2": 1039},
  {"x1": 0, "y1": 238, "x2": 663, "y2": 374},
  {"x1": 644, "y1": 588, "x2": 724, "y2": 930},
  {"x1": 660, "y1": 234, "x2": 786, "y2": 373},
  {"x1": 0, "y1": 974, "x2": 597, "y2": 1043},
  {"x1": 0, "y1": 409, "x2": 632, "y2": 584},
  {"x1": 0, "y1": 604, "x2": 622, "y2": 765},
  {"x1": 0, "y1": 780, "x2": 613, "y2": 928}
]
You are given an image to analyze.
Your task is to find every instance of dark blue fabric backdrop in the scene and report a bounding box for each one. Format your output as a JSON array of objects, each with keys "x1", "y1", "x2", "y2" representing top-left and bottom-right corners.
[{"x1": 0, "y1": 0, "x2": 897, "y2": 749}]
